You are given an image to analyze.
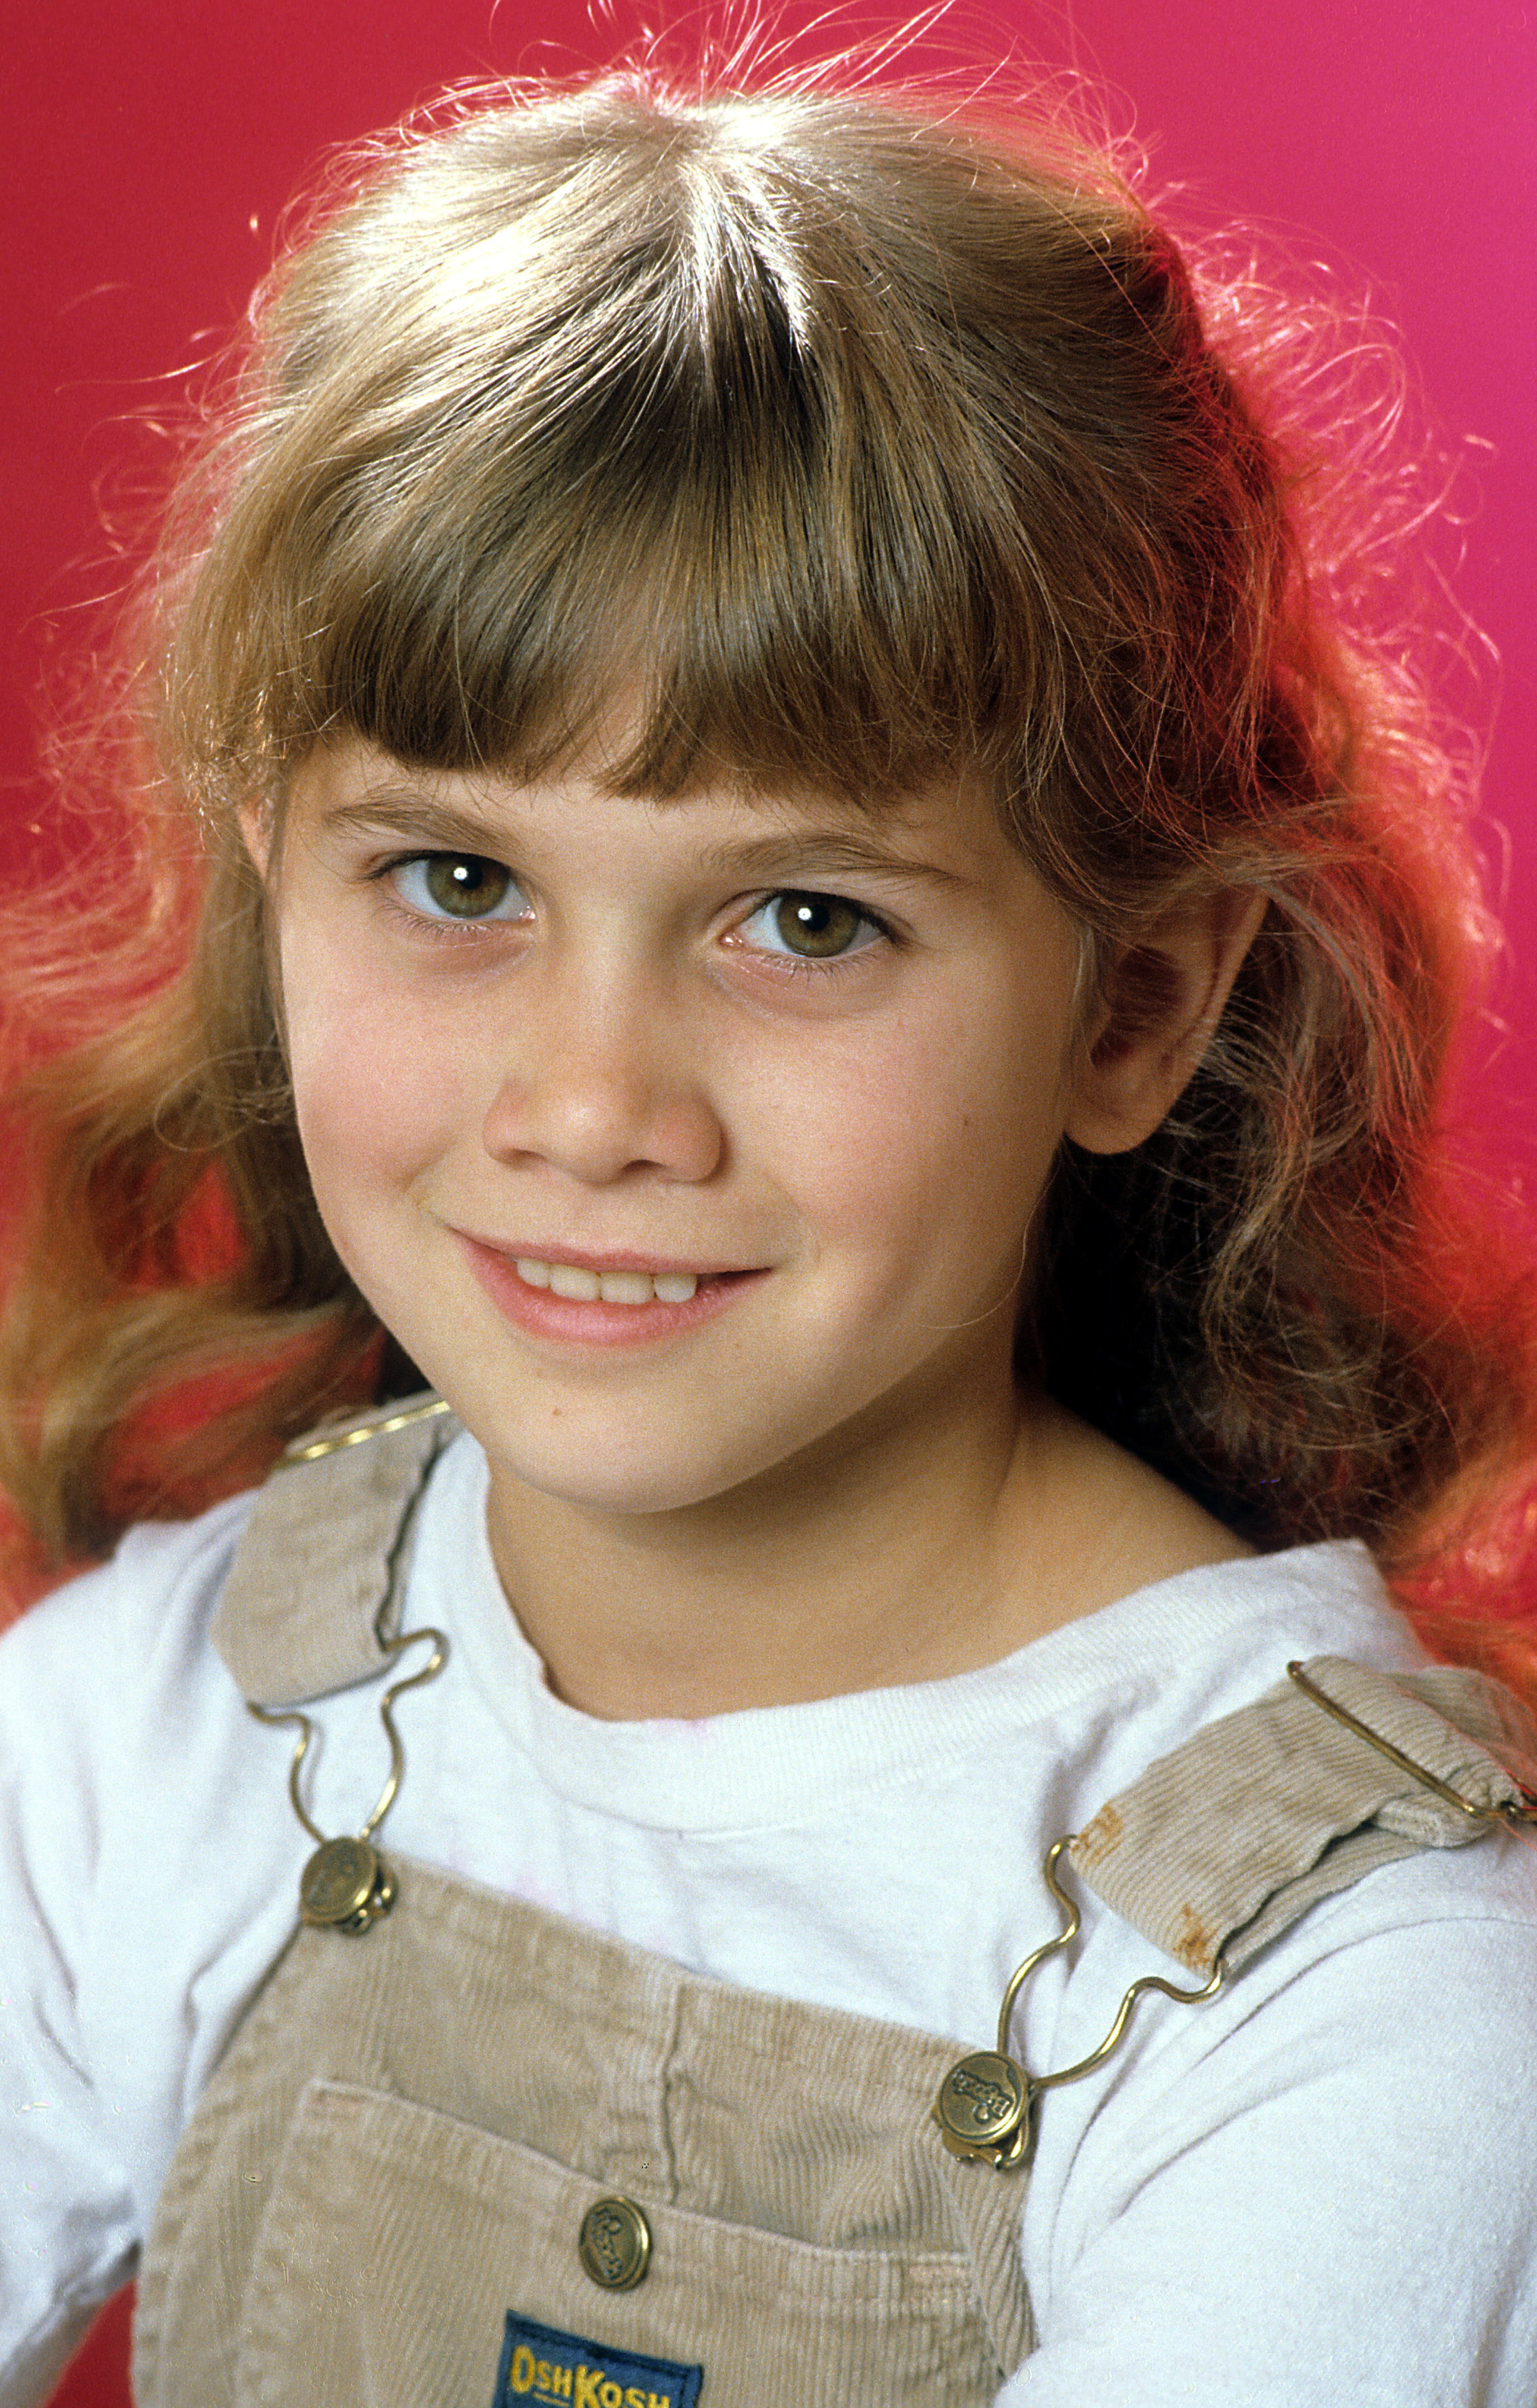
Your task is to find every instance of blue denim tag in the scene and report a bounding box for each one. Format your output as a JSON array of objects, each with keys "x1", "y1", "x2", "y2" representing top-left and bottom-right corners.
[{"x1": 492, "y1": 2312, "x2": 704, "y2": 2408}]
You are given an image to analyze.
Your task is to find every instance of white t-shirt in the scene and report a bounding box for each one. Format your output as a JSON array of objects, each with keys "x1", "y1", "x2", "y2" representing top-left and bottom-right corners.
[{"x1": 4, "y1": 1428, "x2": 1537, "y2": 2406}]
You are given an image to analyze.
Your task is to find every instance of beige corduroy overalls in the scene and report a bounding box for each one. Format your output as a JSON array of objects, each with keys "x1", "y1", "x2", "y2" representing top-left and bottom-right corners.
[{"x1": 130, "y1": 1398, "x2": 1537, "y2": 2408}]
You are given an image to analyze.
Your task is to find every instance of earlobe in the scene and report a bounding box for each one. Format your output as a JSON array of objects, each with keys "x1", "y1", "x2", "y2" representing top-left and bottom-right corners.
[{"x1": 1063, "y1": 888, "x2": 1267, "y2": 1155}]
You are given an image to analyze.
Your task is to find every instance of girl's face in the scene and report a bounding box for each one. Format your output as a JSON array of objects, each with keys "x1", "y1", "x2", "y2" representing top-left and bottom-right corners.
[{"x1": 267, "y1": 733, "x2": 1094, "y2": 1520}]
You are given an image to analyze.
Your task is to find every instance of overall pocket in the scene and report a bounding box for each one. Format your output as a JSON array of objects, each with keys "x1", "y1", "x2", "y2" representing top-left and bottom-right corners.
[{"x1": 235, "y1": 2079, "x2": 1002, "y2": 2408}]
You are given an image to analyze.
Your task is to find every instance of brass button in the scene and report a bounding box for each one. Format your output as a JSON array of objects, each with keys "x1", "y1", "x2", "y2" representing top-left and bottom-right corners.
[
  {"x1": 299, "y1": 1836, "x2": 395, "y2": 1932},
  {"x1": 932, "y1": 2050, "x2": 1029, "y2": 2164},
  {"x1": 578, "y1": 2195, "x2": 651, "y2": 2290}
]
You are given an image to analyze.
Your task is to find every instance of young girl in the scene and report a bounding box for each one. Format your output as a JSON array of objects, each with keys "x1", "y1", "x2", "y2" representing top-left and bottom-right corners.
[{"x1": 4, "y1": 45, "x2": 1537, "y2": 2408}]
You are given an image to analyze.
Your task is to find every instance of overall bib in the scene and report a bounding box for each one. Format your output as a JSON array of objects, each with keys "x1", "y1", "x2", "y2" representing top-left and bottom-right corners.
[{"x1": 130, "y1": 1399, "x2": 1537, "y2": 2408}]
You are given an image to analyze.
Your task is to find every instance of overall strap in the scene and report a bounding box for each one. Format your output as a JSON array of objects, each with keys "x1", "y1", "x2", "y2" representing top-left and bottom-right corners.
[
  {"x1": 931, "y1": 1653, "x2": 1537, "y2": 2177},
  {"x1": 212, "y1": 1402, "x2": 1537, "y2": 1978},
  {"x1": 1070, "y1": 1656, "x2": 1537, "y2": 1977},
  {"x1": 210, "y1": 1392, "x2": 460, "y2": 1710},
  {"x1": 202, "y1": 1412, "x2": 1537, "y2": 2378}
]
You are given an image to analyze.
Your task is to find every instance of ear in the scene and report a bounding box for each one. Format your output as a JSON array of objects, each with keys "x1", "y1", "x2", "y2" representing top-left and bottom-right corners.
[{"x1": 1063, "y1": 887, "x2": 1267, "y2": 1155}]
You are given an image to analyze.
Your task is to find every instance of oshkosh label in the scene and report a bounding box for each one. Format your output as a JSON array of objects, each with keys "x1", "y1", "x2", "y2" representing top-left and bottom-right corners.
[{"x1": 493, "y1": 2313, "x2": 703, "y2": 2408}]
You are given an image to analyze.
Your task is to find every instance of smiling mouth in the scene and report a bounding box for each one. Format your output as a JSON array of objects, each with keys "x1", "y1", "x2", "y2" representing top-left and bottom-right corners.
[
  {"x1": 457, "y1": 1236, "x2": 765, "y2": 1342},
  {"x1": 513, "y1": 1257, "x2": 707, "y2": 1307}
]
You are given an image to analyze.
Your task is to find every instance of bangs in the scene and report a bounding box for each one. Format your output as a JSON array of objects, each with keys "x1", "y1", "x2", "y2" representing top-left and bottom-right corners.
[{"x1": 165, "y1": 85, "x2": 1151, "y2": 811}]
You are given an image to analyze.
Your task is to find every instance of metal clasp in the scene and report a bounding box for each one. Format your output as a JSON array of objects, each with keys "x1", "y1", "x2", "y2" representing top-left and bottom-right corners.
[
  {"x1": 933, "y1": 1836, "x2": 1224, "y2": 2170},
  {"x1": 249, "y1": 1619, "x2": 447, "y2": 1933},
  {"x1": 1285, "y1": 1661, "x2": 1537, "y2": 1829}
]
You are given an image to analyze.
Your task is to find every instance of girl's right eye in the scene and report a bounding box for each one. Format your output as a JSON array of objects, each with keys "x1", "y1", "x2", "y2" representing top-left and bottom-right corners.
[{"x1": 388, "y1": 853, "x2": 531, "y2": 923}]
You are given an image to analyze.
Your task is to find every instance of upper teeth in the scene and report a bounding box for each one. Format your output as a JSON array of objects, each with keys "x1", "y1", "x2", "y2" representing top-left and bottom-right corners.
[{"x1": 516, "y1": 1259, "x2": 699, "y2": 1305}]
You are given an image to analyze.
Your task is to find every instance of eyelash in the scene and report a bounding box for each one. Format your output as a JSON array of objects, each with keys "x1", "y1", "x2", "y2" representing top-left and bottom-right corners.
[
  {"x1": 381, "y1": 854, "x2": 531, "y2": 929},
  {"x1": 730, "y1": 892, "x2": 890, "y2": 969},
  {"x1": 377, "y1": 852, "x2": 895, "y2": 967}
]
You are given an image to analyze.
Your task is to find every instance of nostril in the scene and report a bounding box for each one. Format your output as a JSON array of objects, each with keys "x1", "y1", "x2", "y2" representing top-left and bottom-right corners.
[{"x1": 481, "y1": 1064, "x2": 724, "y2": 1188}]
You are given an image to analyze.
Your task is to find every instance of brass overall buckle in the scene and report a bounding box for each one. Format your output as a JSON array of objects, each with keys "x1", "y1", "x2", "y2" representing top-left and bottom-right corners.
[
  {"x1": 936, "y1": 1659, "x2": 1537, "y2": 2171},
  {"x1": 932, "y1": 1835, "x2": 1223, "y2": 2169},
  {"x1": 249, "y1": 1620, "x2": 447, "y2": 1932}
]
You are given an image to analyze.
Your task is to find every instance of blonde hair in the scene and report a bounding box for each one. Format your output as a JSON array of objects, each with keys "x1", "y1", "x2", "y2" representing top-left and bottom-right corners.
[{"x1": 4, "y1": 58, "x2": 1532, "y2": 1644}]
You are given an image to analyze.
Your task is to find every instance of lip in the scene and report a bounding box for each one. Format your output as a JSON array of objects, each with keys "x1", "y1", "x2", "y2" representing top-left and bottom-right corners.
[{"x1": 454, "y1": 1232, "x2": 770, "y2": 1348}]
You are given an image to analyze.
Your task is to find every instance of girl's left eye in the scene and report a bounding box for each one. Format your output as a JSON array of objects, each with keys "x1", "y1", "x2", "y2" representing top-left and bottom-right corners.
[
  {"x1": 389, "y1": 854, "x2": 531, "y2": 923},
  {"x1": 736, "y1": 891, "x2": 885, "y2": 961}
]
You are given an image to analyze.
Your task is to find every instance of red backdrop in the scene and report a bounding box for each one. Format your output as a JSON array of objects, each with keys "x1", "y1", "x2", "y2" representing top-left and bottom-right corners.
[{"x1": 5, "y1": 4, "x2": 1531, "y2": 2400}]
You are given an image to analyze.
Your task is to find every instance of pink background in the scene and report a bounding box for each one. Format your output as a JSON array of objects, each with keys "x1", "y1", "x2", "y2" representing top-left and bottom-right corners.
[{"x1": 5, "y1": 4, "x2": 1531, "y2": 2398}]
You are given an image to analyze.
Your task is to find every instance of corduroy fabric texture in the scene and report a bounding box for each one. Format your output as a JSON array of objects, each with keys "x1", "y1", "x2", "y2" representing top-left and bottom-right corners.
[
  {"x1": 137, "y1": 1395, "x2": 1534, "y2": 2406},
  {"x1": 133, "y1": 1857, "x2": 1033, "y2": 2406},
  {"x1": 210, "y1": 1396, "x2": 461, "y2": 1710},
  {"x1": 1070, "y1": 1656, "x2": 1537, "y2": 1975}
]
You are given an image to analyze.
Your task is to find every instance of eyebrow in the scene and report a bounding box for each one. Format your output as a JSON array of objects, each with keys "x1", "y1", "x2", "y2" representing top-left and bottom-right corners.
[
  {"x1": 315, "y1": 792, "x2": 521, "y2": 854},
  {"x1": 691, "y1": 829, "x2": 967, "y2": 890},
  {"x1": 316, "y1": 788, "x2": 966, "y2": 892}
]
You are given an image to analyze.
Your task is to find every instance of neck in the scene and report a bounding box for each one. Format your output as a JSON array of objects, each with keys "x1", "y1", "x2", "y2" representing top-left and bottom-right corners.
[
  {"x1": 484, "y1": 1370, "x2": 1046, "y2": 1720},
  {"x1": 483, "y1": 1374, "x2": 1257, "y2": 1720}
]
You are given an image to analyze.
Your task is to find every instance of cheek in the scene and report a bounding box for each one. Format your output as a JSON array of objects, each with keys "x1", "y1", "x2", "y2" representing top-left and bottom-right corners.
[
  {"x1": 763, "y1": 986, "x2": 1068, "y2": 1279},
  {"x1": 280, "y1": 932, "x2": 477, "y2": 1222}
]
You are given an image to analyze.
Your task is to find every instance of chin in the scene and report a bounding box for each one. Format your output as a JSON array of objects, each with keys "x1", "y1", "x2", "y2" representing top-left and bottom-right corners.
[{"x1": 490, "y1": 1435, "x2": 767, "y2": 1519}]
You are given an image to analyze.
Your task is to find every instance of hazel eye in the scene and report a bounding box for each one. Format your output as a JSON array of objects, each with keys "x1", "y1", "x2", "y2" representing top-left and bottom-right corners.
[
  {"x1": 391, "y1": 854, "x2": 529, "y2": 922},
  {"x1": 741, "y1": 891, "x2": 882, "y2": 960}
]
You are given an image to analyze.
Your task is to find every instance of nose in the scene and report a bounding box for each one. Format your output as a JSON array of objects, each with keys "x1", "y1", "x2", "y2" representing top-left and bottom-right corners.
[{"x1": 481, "y1": 957, "x2": 724, "y2": 1188}]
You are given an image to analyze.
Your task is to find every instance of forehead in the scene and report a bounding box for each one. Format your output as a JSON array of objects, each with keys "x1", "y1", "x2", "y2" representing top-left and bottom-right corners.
[{"x1": 286, "y1": 734, "x2": 1027, "y2": 888}]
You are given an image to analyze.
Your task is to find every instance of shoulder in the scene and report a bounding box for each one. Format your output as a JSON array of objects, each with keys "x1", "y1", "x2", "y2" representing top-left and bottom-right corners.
[
  {"x1": 1008, "y1": 1622, "x2": 1537, "y2": 2404},
  {"x1": 0, "y1": 1391, "x2": 461, "y2": 1715},
  {"x1": 0, "y1": 1487, "x2": 259, "y2": 1747},
  {"x1": 0, "y1": 1488, "x2": 267, "y2": 2394},
  {"x1": 1012, "y1": 1859, "x2": 1537, "y2": 2406},
  {"x1": 943, "y1": 1530, "x2": 1422, "y2": 1814},
  {"x1": 0, "y1": 1414, "x2": 481, "y2": 2354},
  {"x1": 0, "y1": 1488, "x2": 267, "y2": 2029},
  {"x1": 0, "y1": 1393, "x2": 476, "y2": 1982}
]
